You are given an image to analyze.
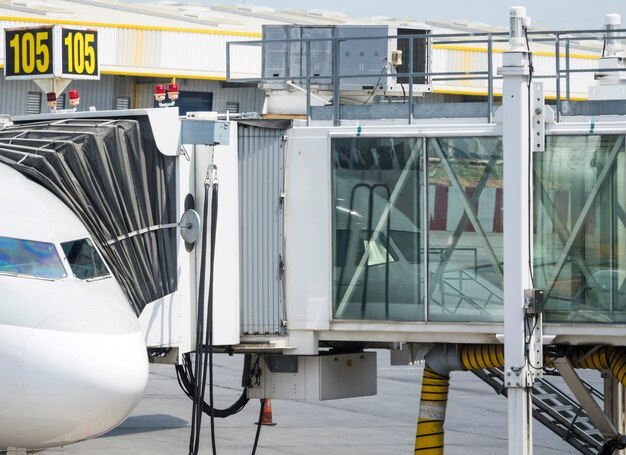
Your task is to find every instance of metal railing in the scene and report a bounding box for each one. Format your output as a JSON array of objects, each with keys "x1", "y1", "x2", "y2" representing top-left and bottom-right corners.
[{"x1": 226, "y1": 26, "x2": 626, "y2": 124}]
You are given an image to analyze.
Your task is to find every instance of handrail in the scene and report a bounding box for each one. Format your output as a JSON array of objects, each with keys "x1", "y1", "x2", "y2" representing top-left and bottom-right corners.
[{"x1": 226, "y1": 26, "x2": 626, "y2": 123}]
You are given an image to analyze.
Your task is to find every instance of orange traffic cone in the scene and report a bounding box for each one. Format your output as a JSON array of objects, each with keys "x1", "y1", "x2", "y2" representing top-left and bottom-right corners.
[{"x1": 259, "y1": 399, "x2": 277, "y2": 426}]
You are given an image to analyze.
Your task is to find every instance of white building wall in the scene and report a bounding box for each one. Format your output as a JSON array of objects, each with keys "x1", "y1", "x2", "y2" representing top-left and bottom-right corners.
[
  {"x1": 431, "y1": 45, "x2": 598, "y2": 100},
  {"x1": 0, "y1": 19, "x2": 262, "y2": 79}
]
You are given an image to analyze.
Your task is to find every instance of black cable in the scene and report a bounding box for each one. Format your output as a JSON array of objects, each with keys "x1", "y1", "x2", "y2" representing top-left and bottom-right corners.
[
  {"x1": 176, "y1": 360, "x2": 250, "y2": 417},
  {"x1": 251, "y1": 399, "x2": 265, "y2": 455},
  {"x1": 206, "y1": 181, "x2": 219, "y2": 454},
  {"x1": 172, "y1": 165, "x2": 268, "y2": 455},
  {"x1": 362, "y1": 60, "x2": 389, "y2": 105},
  {"x1": 188, "y1": 180, "x2": 211, "y2": 455},
  {"x1": 178, "y1": 352, "x2": 264, "y2": 455},
  {"x1": 176, "y1": 353, "x2": 261, "y2": 420}
]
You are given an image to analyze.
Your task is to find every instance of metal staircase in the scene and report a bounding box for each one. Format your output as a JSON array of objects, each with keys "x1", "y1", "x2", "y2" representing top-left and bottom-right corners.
[{"x1": 473, "y1": 368, "x2": 606, "y2": 454}]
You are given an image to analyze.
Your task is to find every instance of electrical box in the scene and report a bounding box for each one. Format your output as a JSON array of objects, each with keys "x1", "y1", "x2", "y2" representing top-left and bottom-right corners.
[
  {"x1": 247, "y1": 352, "x2": 377, "y2": 400},
  {"x1": 261, "y1": 24, "x2": 430, "y2": 94},
  {"x1": 181, "y1": 117, "x2": 230, "y2": 145},
  {"x1": 261, "y1": 25, "x2": 333, "y2": 90},
  {"x1": 261, "y1": 24, "x2": 296, "y2": 90}
]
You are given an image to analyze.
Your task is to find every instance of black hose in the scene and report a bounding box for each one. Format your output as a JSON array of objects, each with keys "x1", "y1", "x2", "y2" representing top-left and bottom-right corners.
[
  {"x1": 251, "y1": 399, "x2": 265, "y2": 455},
  {"x1": 178, "y1": 167, "x2": 263, "y2": 455},
  {"x1": 188, "y1": 180, "x2": 211, "y2": 455},
  {"x1": 206, "y1": 182, "x2": 219, "y2": 454},
  {"x1": 176, "y1": 357, "x2": 250, "y2": 418}
]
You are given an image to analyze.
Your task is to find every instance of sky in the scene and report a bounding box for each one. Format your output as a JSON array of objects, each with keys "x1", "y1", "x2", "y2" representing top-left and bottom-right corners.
[{"x1": 189, "y1": 0, "x2": 626, "y2": 30}]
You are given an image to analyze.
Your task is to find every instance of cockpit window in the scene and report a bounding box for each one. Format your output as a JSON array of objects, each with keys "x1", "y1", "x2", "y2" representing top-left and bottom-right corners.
[
  {"x1": 0, "y1": 236, "x2": 67, "y2": 279},
  {"x1": 61, "y1": 238, "x2": 110, "y2": 280}
]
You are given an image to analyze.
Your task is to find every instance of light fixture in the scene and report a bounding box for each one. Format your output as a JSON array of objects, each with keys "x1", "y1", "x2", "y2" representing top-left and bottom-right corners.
[
  {"x1": 69, "y1": 90, "x2": 80, "y2": 109},
  {"x1": 168, "y1": 83, "x2": 179, "y2": 101},
  {"x1": 154, "y1": 85, "x2": 166, "y2": 103},
  {"x1": 46, "y1": 92, "x2": 57, "y2": 111}
]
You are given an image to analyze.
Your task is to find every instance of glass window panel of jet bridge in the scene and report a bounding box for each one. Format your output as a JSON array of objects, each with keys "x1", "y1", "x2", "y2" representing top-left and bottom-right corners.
[
  {"x1": 331, "y1": 136, "x2": 423, "y2": 321},
  {"x1": 0, "y1": 236, "x2": 67, "y2": 279},
  {"x1": 534, "y1": 135, "x2": 626, "y2": 323},
  {"x1": 426, "y1": 137, "x2": 504, "y2": 322}
]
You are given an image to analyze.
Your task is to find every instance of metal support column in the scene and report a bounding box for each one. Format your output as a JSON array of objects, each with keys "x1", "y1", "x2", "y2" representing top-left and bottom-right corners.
[
  {"x1": 332, "y1": 37, "x2": 341, "y2": 127},
  {"x1": 604, "y1": 374, "x2": 626, "y2": 454},
  {"x1": 408, "y1": 36, "x2": 414, "y2": 125},
  {"x1": 488, "y1": 34, "x2": 494, "y2": 121},
  {"x1": 553, "y1": 358, "x2": 618, "y2": 439},
  {"x1": 499, "y1": 7, "x2": 536, "y2": 455}
]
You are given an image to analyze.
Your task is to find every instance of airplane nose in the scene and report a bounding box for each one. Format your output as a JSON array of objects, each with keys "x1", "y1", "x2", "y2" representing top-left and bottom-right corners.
[{"x1": 18, "y1": 307, "x2": 149, "y2": 449}]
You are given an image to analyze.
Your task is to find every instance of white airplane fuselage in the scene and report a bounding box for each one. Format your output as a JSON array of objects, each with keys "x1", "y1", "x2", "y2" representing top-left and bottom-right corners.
[{"x1": 0, "y1": 162, "x2": 149, "y2": 450}]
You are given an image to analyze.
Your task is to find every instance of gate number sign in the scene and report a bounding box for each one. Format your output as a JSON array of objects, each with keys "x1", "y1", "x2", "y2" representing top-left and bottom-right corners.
[
  {"x1": 5, "y1": 27, "x2": 53, "y2": 77},
  {"x1": 4, "y1": 26, "x2": 99, "y2": 80}
]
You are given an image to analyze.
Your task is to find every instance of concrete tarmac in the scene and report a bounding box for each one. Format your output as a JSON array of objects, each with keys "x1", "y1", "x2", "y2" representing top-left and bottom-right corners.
[{"x1": 48, "y1": 351, "x2": 586, "y2": 454}]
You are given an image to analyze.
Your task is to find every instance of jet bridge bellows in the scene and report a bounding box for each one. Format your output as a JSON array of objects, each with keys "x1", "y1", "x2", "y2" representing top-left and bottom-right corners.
[{"x1": 0, "y1": 115, "x2": 178, "y2": 315}]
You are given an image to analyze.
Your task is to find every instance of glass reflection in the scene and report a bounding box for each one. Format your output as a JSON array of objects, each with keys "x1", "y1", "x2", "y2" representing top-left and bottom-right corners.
[
  {"x1": 0, "y1": 236, "x2": 66, "y2": 279},
  {"x1": 534, "y1": 135, "x2": 626, "y2": 323},
  {"x1": 332, "y1": 133, "x2": 626, "y2": 325},
  {"x1": 427, "y1": 137, "x2": 504, "y2": 322},
  {"x1": 332, "y1": 137, "x2": 423, "y2": 321}
]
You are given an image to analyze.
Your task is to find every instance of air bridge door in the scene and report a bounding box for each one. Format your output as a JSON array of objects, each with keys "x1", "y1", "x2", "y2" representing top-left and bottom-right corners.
[{"x1": 239, "y1": 124, "x2": 286, "y2": 336}]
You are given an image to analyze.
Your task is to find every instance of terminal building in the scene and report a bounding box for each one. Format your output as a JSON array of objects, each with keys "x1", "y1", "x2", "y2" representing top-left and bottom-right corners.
[{"x1": 0, "y1": 0, "x2": 601, "y2": 116}]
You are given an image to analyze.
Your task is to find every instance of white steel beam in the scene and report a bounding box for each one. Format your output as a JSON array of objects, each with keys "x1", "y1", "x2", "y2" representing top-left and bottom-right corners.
[
  {"x1": 552, "y1": 357, "x2": 618, "y2": 438},
  {"x1": 500, "y1": 6, "x2": 534, "y2": 455}
]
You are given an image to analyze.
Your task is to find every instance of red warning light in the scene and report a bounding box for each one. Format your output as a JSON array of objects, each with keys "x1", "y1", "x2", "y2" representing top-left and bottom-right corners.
[
  {"x1": 69, "y1": 89, "x2": 80, "y2": 108},
  {"x1": 46, "y1": 92, "x2": 57, "y2": 110},
  {"x1": 154, "y1": 85, "x2": 166, "y2": 102},
  {"x1": 168, "y1": 83, "x2": 179, "y2": 101}
]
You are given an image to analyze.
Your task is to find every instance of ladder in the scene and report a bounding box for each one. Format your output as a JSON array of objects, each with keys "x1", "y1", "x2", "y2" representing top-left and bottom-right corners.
[{"x1": 472, "y1": 368, "x2": 605, "y2": 454}]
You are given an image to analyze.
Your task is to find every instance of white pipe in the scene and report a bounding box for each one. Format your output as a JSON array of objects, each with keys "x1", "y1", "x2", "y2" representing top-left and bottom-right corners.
[{"x1": 285, "y1": 80, "x2": 329, "y2": 104}]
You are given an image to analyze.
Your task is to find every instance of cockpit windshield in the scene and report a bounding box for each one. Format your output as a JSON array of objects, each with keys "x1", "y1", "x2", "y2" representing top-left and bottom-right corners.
[
  {"x1": 0, "y1": 236, "x2": 67, "y2": 279},
  {"x1": 61, "y1": 238, "x2": 110, "y2": 280}
]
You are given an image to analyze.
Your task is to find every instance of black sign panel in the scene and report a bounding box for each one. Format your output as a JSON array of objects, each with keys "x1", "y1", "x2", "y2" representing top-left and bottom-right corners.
[
  {"x1": 61, "y1": 28, "x2": 99, "y2": 78},
  {"x1": 4, "y1": 27, "x2": 54, "y2": 78}
]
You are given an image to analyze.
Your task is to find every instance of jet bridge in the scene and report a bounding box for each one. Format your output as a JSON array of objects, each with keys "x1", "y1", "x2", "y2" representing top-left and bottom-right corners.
[
  {"x1": 4, "y1": 8, "x2": 626, "y2": 455},
  {"x1": 233, "y1": 106, "x2": 626, "y2": 349},
  {"x1": 225, "y1": 9, "x2": 626, "y2": 455}
]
